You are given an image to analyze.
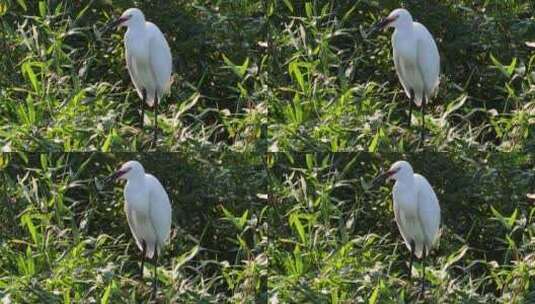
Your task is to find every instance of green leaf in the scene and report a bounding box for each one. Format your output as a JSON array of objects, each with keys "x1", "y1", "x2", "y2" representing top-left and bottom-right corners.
[
  {"x1": 305, "y1": 154, "x2": 314, "y2": 170},
  {"x1": 63, "y1": 289, "x2": 71, "y2": 304},
  {"x1": 16, "y1": 0, "x2": 27, "y2": 11},
  {"x1": 490, "y1": 54, "x2": 516, "y2": 78},
  {"x1": 222, "y1": 54, "x2": 249, "y2": 78},
  {"x1": 507, "y1": 208, "x2": 518, "y2": 229},
  {"x1": 293, "y1": 245, "x2": 303, "y2": 274},
  {"x1": 75, "y1": 2, "x2": 92, "y2": 21},
  {"x1": 305, "y1": 2, "x2": 313, "y2": 18},
  {"x1": 291, "y1": 95, "x2": 303, "y2": 123},
  {"x1": 368, "y1": 283, "x2": 380, "y2": 304},
  {"x1": 490, "y1": 206, "x2": 506, "y2": 228},
  {"x1": 289, "y1": 61, "x2": 305, "y2": 92},
  {"x1": 174, "y1": 92, "x2": 200, "y2": 120},
  {"x1": 506, "y1": 58, "x2": 517, "y2": 77},
  {"x1": 238, "y1": 210, "x2": 249, "y2": 229},
  {"x1": 342, "y1": 4, "x2": 357, "y2": 23},
  {"x1": 282, "y1": 0, "x2": 293, "y2": 13},
  {"x1": 100, "y1": 282, "x2": 113, "y2": 304},
  {"x1": 289, "y1": 213, "x2": 306, "y2": 244},
  {"x1": 0, "y1": 2, "x2": 7, "y2": 16},
  {"x1": 101, "y1": 129, "x2": 115, "y2": 152},
  {"x1": 173, "y1": 245, "x2": 200, "y2": 275},
  {"x1": 368, "y1": 128, "x2": 383, "y2": 152},
  {"x1": 38, "y1": 1, "x2": 46, "y2": 17},
  {"x1": 221, "y1": 206, "x2": 234, "y2": 219},
  {"x1": 442, "y1": 245, "x2": 468, "y2": 271},
  {"x1": 40, "y1": 153, "x2": 48, "y2": 171},
  {"x1": 22, "y1": 62, "x2": 39, "y2": 94},
  {"x1": 21, "y1": 214, "x2": 38, "y2": 245}
]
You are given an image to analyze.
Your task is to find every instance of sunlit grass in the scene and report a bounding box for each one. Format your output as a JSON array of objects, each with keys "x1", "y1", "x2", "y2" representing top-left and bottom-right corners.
[
  {"x1": 267, "y1": 152, "x2": 534, "y2": 303},
  {"x1": 0, "y1": 0, "x2": 267, "y2": 152},
  {"x1": 0, "y1": 152, "x2": 268, "y2": 303},
  {"x1": 266, "y1": 0, "x2": 535, "y2": 152}
]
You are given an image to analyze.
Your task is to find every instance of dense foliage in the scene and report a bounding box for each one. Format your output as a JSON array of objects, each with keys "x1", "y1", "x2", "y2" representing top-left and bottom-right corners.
[
  {"x1": 0, "y1": 152, "x2": 267, "y2": 302},
  {"x1": 266, "y1": 0, "x2": 535, "y2": 151},
  {"x1": 1, "y1": 0, "x2": 534, "y2": 303},
  {"x1": 267, "y1": 152, "x2": 534, "y2": 303},
  {"x1": 0, "y1": 0, "x2": 267, "y2": 151}
]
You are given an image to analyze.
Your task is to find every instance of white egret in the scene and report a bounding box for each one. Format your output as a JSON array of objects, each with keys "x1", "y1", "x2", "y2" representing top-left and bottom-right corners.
[
  {"x1": 368, "y1": 9, "x2": 440, "y2": 140},
  {"x1": 109, "y1": 8, "x2": 173, "y2": 142},
  {"x1": 106, "y1": 160, "x2": 172, "y2": 294},
  {"x1": 372, "y1": 160, "x2": 441, "y2": 293}
]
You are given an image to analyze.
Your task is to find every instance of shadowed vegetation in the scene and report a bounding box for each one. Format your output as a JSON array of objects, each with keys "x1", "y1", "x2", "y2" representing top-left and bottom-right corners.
[
  {"x1": 0, "y1": 152, "x2": 268, "y2": 303},
  {"x1": 267, "y1": 152, "x2": 534, "y2": 303},
  {"x1": 266, "y1": 0, "x2": 535, "y2": 151},
  {"x1": 0, "y1": 0, "x2": 267, "y2": 151}
]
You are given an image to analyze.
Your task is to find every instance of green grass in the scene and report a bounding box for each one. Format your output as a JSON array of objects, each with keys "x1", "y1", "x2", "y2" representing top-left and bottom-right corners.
[
  {"x1": 0, "y1": 152, "x2": 268, "y2": 303},
  {"x1": 266, "y1": 0, "x2": 535, "y2": 152},
  {"x1": 0, "y1": 0, "x2": 267, "y2": 151},
  {"x1": 267, "y1": 152, "x2": 534, "y2": 303},
  {"x1": 1, "y1": 0, "x2": 535, "y2": 303}
]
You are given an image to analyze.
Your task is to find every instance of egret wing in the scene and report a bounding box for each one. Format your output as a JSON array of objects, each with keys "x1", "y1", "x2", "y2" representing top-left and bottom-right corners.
[
  {"x1": 125, "y1": 48, "x2": 144, "y2": 100},
  {"x1": 147, "y1": 174, "x2": 172, "y2": 253},
  {"x1": 147, "y1": 22, "x2": 173, "y2": 95},
  {"x1": 415, "y1": 23, "x2": 440, "y2": 98},
  {"x1": 415, "y1": 174, "x2": 441, "y2": 248},
  {"x1": 393, "y1": 47, "x2": 412, "y2": 99},
  {"x1": 124, "y1": 203, "x2": 143, "y2": 251},
  {"x1": 393, "y1": 199, "x2": 412, "y2": 251}
]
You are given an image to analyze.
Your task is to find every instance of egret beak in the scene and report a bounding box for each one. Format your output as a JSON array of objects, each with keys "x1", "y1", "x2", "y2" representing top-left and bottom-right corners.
[
  {"x1": 101, "y1": 16, "x2": 128, "y2": 33},
  {"x1": 103, "y1": 168, "x2": 128, "y2": 183},
  {"x1": 366, "y1": 17, "x2": 393, "y2": 37},
  {"x1": 370, "y1": 171, "x2": 389, "y2": 188},
  {"x1": 370, "y1": 168, "x2": 398, "y2": 188}
]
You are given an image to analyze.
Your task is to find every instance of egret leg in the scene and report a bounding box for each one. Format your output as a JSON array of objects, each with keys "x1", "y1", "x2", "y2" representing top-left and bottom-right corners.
[
  {"x1": 421, "y1": 95, "x2": 426, "y2": 142},
  {"x1": 408, "y1": 90, "x2": 414, "y2": 128},
  {"x1": 421, "y1": 246, "x2": 426, "y2": 295},
  {"x1": 141, "y1": 89, "x2": 146, "y2": 129},
  {"x1": 152, "y1": 249, "x2": 158, "y2": 296},
  {"x1": 140, "y1": 240, "x2": 146, "y2": 279},
  {"x1": 153, "y1": 93, "x2": 158, "y2": 143},
  {"x1": 408, "y1": 240, "x2": 415, "y2": 281}
]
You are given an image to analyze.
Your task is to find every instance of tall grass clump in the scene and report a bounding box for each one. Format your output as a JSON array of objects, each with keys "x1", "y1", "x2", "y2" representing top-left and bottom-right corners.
[
  {"x1": 0, "y1": 151, "x2": 268, "y2": 303},
  {"x1": 266, "y1": 0, "x2": 535, "y2": 152},
  {"x1": 0, "y1": 0, "x2": 267, "y2": 152},
  {"x1": 267, "y1": 152, "x2": 534, "y2": 303}
]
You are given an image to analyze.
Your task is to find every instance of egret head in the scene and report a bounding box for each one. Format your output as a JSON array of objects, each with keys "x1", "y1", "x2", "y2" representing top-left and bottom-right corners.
[
  {"x1": 106, "y1": 160, "x2": 145, "y2": 182},
  {"x1": 385, "y1": 160, "x2": 413, "y2": 182},
  {"x1": 370, "y1": 160, "x2": 413, "y2": 187},
  {"x1": 367, "y1": 8, "x2": 413, "y2": 36},
  {"x1": 385, "y1": 9, "x2": 413, "y2": 29},
  {"x1": 111, "y1": 8, "x2": 145, "y2": 29}
]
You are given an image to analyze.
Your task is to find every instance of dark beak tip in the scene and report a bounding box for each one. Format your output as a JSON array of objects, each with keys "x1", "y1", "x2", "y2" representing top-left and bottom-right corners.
[
  {"x1": 104, "y1": 170, "x2": 122, "y2": 183},
  {"x1": 367, "y1": 18, "x2": 390, "y2": 37},
  {"x1": 369, "y1": 171, "x2": 389, "y2": 189},
  {"x1": 101, "y1": 17, "x2": 124, "y2": 33}
]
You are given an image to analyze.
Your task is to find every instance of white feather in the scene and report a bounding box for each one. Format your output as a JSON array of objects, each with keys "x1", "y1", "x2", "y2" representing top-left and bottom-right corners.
[
  {"x1": 121, "y1": 161, "x2": 172, "y2": 259},
  {"x1": 389, "y1": 10, "x2": 440, "y2": 107},
  {"x1": 122, "y1": 9, "x2": 172, "y2": 107},
  {"x1": 389, "y1": 161, "x2": 441, "y2": 259}
]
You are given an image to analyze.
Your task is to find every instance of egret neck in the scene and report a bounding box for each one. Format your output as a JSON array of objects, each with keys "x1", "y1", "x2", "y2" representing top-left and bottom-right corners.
[
  {"x1": 124, "y1": 174, "x2": 149, "y2": 213},
  {"x1": 392, "y1": 171, "x2": 418, "y2": 212},
  {"x1": 393, "y1": 26, "x2": 418, "y2": 66}
]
